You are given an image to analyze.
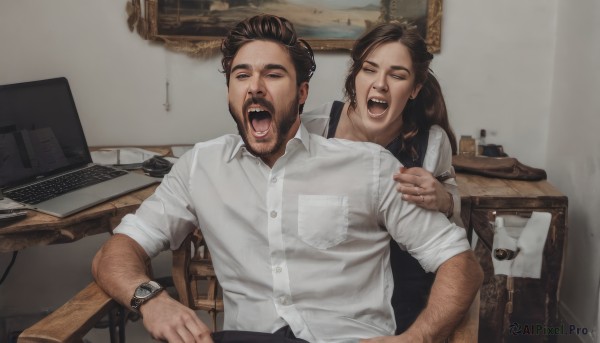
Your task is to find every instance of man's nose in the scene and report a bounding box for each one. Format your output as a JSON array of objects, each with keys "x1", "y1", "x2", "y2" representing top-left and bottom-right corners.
[{"x1": 248, "y1": 75, "x2": 265, "y2": 97}]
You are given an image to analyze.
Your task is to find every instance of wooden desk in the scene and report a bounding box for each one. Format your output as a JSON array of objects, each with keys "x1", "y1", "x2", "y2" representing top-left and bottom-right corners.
[
  {"x1": 457, "y1": 173, "x2": 568, "y2": 343},
  {"x1": 0, "y1": 185, "x2": 157, "y2": 343},
  {"x1": 0, "y1": 146, "x2": 173, "y2": 253},
  {"x1": 0, "y1": 184, "x2": 158, "y2": 254}
]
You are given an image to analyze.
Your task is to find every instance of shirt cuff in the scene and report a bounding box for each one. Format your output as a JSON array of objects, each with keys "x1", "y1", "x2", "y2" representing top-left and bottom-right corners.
[
  {"x1": 113, "y1": 214, "x2": 168, "y2": 258},
  {"x1": 408, "y1": 226, "x2": 471, "y2": 273}
]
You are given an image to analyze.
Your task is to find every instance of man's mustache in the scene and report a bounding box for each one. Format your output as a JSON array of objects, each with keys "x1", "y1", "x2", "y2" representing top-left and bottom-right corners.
[{"x1": 243, "y1": 96, "x2": 275, "y2": 115}]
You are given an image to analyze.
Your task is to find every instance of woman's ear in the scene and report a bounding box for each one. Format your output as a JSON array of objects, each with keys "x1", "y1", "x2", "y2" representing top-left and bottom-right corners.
[{"x1": 411, "y1": 83, "x2": 423, "y2": 99}]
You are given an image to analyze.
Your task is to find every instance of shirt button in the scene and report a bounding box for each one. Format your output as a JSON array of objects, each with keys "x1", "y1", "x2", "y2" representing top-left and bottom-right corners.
[
  {"x1": 279, "y1": 296, "x2": 288, "y2": 305},
  {"x1": 270, "y1": 211, "x2": 277, "y2": 218},
  {"x1": 275, "y1": 266, "x2": 282, "y2": 273},
  {"x1": 271, "y1": 177, "x2": 278, "y2": 183}
]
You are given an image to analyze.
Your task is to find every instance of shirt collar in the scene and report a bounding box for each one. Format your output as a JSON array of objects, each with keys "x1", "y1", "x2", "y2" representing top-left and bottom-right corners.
[
  {"x1": 227, "y1": 122, "x2": 311, "y2": 162},
  {"x1": 296, "y1": 122, "x2": 311, "y2": 152}
]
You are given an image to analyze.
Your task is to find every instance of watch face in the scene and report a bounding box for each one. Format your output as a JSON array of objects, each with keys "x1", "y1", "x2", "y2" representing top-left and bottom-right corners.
[
  {"x1": 132, "y1": 281, "x2": 163, "y2": 310},
  {"x1": 135, "y1": 285, "x2": 152, "y2": 298}
]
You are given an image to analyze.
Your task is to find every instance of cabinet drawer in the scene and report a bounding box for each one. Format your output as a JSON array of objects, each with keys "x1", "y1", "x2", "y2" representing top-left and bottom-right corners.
[{"x1": 471, "y1": 208, "x2": 567, "y2": 343}]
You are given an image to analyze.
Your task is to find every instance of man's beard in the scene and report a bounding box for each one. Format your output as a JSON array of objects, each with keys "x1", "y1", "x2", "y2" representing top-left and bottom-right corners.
[{"x1": 228, "y1": 94, "x2": 300, "y2": 160}]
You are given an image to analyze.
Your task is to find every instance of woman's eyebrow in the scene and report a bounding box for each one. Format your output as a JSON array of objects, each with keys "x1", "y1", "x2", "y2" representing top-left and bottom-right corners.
[
  {"x1": 390, "y1": 65, "x2": 411, "y2": 74},
  {"x1": 364, "y1": 60, "x2": 411, "y2": 74}
]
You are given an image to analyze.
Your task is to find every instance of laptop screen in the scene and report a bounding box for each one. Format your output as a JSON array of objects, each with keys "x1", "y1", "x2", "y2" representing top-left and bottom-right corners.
[{"x1": 0, "y1": 77, "x2": 92, "y2": 190}]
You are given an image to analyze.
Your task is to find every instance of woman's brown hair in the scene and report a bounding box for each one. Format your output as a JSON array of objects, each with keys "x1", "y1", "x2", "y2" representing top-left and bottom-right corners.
[{"x1": 344, "y1": 22, "x2": 457, "y2": 156}]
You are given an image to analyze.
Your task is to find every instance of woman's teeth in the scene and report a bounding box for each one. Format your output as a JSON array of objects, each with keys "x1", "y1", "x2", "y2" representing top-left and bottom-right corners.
[{"x1": 368, "y1": 98, "x2": 389, "y2": 116}]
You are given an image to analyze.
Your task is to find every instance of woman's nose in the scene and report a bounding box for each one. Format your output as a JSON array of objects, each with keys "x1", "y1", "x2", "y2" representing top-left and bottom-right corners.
[{"x1": 372, "y1": 73, "x2": 388, "y2": 92}]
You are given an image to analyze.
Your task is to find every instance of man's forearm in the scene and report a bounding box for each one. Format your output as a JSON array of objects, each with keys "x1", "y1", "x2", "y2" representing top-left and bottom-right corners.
[
  {"x1": 92, "y1": 233, "x2": 153, "y2": 309},
  {"x1": 405, "y1": 250, "x2": 483, "y2": 342}
]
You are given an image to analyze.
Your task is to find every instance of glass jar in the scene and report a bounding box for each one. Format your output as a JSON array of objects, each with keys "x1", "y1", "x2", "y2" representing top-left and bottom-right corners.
[{"x1": 459, "y1": 135, "x2": 476, "y2": 156}]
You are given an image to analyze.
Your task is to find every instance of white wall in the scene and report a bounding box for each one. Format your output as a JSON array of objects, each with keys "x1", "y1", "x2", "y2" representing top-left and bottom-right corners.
[
  {"x1": 0, "y1": 0, "x2": 348, "y2": 147},
  {"x1": 1, "y1": 0, "x2": 596, "y2": 340},
  {"x1": 435, "y1": 0, "x2": 556, "y2": 168},
  {"x1": 0, "y1": 0, "x2": 555, "y2": 166},
  {"x1": 547, "y1": 0, "x2": 600, "y2": 341}
]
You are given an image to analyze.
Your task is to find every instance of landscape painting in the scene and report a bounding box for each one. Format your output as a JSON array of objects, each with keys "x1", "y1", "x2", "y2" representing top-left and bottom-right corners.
[{"x1": 145, "y1": 0, "x2": 441, "y2": 51}]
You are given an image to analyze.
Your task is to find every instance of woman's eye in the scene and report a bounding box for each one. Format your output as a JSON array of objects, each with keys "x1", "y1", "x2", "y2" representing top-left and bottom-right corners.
[{"x1": 391, "y1": 74, "x2": 407, "y2": 80}]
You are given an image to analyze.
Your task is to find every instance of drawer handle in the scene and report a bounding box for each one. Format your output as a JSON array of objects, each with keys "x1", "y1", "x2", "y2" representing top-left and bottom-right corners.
[{"x1": 494, "y1": 248, "x2": 519, "y2": 261}]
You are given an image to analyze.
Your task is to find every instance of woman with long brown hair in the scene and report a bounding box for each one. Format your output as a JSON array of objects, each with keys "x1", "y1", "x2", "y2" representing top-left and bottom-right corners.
[{"x1": 302, "y1": 22, "x2": 460, "y2": 334}]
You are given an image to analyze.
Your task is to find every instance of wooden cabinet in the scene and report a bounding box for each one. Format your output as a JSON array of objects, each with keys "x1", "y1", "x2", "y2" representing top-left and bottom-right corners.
[{"x1": 457, "y1": 173, "x2": 568, "y2": 343}]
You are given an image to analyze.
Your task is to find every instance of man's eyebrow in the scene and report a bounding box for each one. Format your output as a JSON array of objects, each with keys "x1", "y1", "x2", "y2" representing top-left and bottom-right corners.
[
  {"x1": 231, "y1": 63, "x2": 289, "y2": 74},
  {"x1": 364, "y1": 60, "x2": 411, "y2": 74},
  {"x1": 231, "y1": 63, "x2": 251, "y2": 73},
  {"x1": 264, "y1": 64, "x2": 289, "y2": 73}
]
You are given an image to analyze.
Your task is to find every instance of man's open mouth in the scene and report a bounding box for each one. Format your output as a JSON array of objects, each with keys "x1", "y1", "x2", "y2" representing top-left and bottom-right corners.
[
  {"x1": 367, "y1": 97, "x2": 389, "y2": 118},
  {"x1": 248, "y1": 107, "x2": 272, "y2": 137}
]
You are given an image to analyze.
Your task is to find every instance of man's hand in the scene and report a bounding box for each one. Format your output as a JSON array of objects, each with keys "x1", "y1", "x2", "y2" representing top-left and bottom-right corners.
[
  {"x1": 140, "y1": 292, "x2": 214, "y2": 343},
  {"x1": 92, "y1": 234, "x2": 214, "y2": 342}
]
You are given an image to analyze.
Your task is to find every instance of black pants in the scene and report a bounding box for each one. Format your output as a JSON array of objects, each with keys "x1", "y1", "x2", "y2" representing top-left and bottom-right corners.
[{"x1": 212, "y1": 326, "x2": 308, "y2": 343}]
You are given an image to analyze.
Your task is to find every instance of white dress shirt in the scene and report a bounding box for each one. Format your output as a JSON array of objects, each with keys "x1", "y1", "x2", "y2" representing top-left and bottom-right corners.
[
  {"x1": 302, "y1": 101, "x2": 462, "y2": 222},
  {"x1": 114, "y1": 124, "x2": 470, "y2": 342}
]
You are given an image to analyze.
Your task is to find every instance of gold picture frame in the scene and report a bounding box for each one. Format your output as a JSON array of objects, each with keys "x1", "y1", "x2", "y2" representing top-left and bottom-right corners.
[{"x1": 128, "y1": 0, "x2": 442, "y2": 55}]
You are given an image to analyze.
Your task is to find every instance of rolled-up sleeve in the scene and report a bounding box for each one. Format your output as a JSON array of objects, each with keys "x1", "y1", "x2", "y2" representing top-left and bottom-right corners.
[
  {"x1": 113, "y1": 150, "x2": 199, "y2": 258},
  {"x1": 377, "y1": 150, "x2": 470, "y2": 272}
]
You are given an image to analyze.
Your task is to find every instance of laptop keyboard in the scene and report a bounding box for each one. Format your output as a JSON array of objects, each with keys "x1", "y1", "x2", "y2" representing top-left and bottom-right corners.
[{"x1": 5, "y1": 165, "x2": 127, "y2": 205}]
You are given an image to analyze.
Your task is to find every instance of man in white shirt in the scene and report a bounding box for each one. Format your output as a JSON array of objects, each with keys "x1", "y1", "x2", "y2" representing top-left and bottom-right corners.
[{"x1": 92, "y1": 14, "x2": 482, "y2": 343}]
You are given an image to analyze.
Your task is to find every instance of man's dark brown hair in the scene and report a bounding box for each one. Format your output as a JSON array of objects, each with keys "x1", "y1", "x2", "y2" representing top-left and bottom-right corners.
[{"x1": 221, "y1": 14, "x2": 316, "y2": 89}]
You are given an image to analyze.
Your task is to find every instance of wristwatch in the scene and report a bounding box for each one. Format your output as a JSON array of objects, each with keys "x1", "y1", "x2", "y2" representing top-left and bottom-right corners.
[{"x1": 130, "y1": 280, "x2": 164, "y2": 312}]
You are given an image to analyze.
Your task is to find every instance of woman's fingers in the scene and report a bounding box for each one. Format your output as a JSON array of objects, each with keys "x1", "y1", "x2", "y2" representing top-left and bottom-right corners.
[{"x1": 394, "y1": 168, "x2": 440, "y2": 210}]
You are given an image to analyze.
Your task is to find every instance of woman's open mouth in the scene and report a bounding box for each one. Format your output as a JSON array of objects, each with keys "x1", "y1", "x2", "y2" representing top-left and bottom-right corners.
[{"x1": 367, "y1": 97, "x2": 388, "y2": 118}]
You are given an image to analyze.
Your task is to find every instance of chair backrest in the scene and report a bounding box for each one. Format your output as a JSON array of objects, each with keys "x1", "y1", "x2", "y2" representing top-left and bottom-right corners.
[{"x1": 172, "y1": 229, "x2": 224, "y2": 331}]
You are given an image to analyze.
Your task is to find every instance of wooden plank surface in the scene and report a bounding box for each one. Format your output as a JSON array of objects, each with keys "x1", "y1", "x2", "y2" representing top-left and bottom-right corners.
[
  {"x1": 18, "y1": 282, "x2": 116, "y2": 343},
  {"x1": 457, "y1": 173, "x2": 567, "y2": 209}
]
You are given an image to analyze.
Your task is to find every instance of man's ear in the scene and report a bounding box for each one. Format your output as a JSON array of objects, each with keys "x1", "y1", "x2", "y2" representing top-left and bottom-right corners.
[{"x1": 298, "y1": 82, "x2": 309, "y2": 105}]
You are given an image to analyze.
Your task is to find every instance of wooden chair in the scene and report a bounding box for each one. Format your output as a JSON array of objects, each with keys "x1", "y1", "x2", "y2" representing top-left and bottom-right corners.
[
  {"x1": 18, "y1": 230, "x2": 478, "y2": 342},
  {"x1": 171, "y1": 229, "x2": 224, "y2": 331},
  {"x1": 16, "y1": 282, "x2": 124, "y2": 343}
]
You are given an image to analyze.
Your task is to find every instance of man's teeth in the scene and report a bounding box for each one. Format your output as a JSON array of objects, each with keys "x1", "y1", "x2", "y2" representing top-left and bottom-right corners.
[{"x1": 249, "y1": 108, "x2": 263, "y2": 112}]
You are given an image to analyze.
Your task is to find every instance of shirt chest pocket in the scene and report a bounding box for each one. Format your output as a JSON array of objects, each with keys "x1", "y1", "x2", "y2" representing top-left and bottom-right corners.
[{"x1": 297, "y1": 194, "x2": 348, "y2": 249}]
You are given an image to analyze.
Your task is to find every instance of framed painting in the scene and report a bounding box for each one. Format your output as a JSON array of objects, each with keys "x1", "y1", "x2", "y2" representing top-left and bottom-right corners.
[{"x1": 131, "y1": 0, "x2": 442, "y2": 53}]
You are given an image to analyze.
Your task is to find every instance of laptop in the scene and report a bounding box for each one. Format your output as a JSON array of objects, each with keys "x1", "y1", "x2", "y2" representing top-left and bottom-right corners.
[{"x1": 0, "y1": 77, "x2": 159, "y2": 217}]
